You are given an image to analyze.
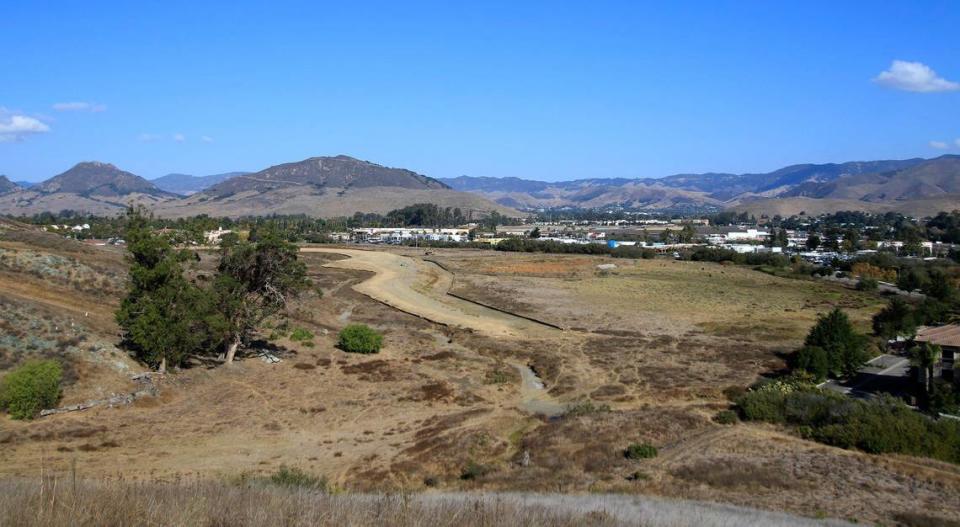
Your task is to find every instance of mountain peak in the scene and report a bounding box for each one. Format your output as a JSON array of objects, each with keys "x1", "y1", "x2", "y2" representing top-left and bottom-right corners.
[
  {"x1": 202, "y1": 155, "x2": 450, "y2": 198},
  {"x1": 36, "y1": 162, "x2": 172, "y2": 198}
]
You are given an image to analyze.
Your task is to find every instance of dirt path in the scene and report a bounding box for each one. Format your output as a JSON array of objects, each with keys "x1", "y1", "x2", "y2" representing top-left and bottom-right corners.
[{"x1": 300, "y1": 247, "x2": 558, "y2": 338}]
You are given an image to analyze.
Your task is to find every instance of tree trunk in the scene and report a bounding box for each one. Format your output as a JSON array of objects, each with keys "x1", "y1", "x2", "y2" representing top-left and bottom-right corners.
[
  {"x1": 225, "y1": 336, "x2": 241, "y2": 364},
  {"x1": 158, "y1": 357, "x2": 166, "y2": 374}
]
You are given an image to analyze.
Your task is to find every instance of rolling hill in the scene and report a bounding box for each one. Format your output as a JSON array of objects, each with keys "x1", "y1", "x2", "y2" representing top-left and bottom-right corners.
[
  {"x1": 0, "y1": 162, "x2": 178, "y2": 216},
  {"x1": 158, "y1": 156, "x2": 517, "y2": 219},
  {"x1": 36, "y1": 162, "x2": 173, "y2": 198}
]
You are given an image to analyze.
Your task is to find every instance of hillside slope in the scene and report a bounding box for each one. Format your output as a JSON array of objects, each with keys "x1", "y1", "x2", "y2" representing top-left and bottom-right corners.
[{"x1": 0, "y1": 175, "x2": 21, "y2": 194}]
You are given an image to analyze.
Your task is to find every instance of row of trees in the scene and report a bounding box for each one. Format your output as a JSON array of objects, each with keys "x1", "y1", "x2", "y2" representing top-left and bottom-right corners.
[
  {"x1": 15, "y1": 204, "x2": 522, "y2": 244},
  {"x1": 116, "y1": 208, "x2": 309, "y2": 369}
]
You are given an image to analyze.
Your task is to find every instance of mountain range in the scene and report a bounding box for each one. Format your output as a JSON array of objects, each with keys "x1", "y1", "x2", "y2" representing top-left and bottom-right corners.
[
  {"x1": 439, "y1": 155, "x2": 960, "y2": 216},
  {"x1": 1, "y1": 154, "x2": 959, "y2": 219},
  {"x1": 0, "y1": 156, "x2": 519, "y2": 219}
]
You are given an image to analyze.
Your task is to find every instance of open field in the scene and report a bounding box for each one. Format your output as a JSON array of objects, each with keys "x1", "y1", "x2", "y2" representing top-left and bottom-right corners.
[{"x1": 1, "y1": 228, "x2": 959, "y2": 525}]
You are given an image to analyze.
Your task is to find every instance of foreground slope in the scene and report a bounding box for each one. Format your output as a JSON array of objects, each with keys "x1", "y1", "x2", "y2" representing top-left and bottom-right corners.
[{"x1": 1, "y1": 235, "x2": 958, "y2": 525}]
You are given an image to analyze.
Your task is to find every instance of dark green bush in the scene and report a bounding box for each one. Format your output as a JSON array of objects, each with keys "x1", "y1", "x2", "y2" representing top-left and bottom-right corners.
[
  {"x1": 337, "y1": 324, "x2": 383, "y2": 354},
  {"x1": 791, "y1": 346, "x2": 829, "y2": 382},
  {"x1": 624, "y1": 443, "x2": 658, "y2": 459},
  {"x1": 713, "y1": 409, "x2": 739, "y2": 425},
  {"x1": 0, "y1": 360, "x2": 63, "y2": 420},
  {"x1": 856, "y1": 277, "x2": 878, "y2": 291},
  {"x1": 736, "y1": 388, "x2": 788, "y2": 423},
  {"x1": 737, "y1": 388, "x2": 960, "y2": 464}
]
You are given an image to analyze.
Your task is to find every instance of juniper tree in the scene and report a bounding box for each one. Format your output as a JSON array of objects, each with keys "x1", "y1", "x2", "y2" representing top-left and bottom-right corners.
[
  {"x1": 214, "y1": 230, "x2": 309, "y2": 363},
  {"x1": 115, "y1": 207, "x2": 225, "y2": 370},
  {"x1": 804, "y1": 308, "x2": 868, "y2": 378}
]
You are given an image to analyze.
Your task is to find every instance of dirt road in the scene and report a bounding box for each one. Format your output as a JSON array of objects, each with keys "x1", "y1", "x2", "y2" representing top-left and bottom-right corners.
[{"x1": 301, "y1": 247, "x2": 557, "y2": 338}]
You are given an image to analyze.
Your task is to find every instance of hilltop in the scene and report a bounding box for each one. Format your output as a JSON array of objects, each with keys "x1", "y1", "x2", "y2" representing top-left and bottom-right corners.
[
  {"x1": 36, "y1": 162, "x2": 173, "y2": 198},
  {"x1": 0, "y1": 162, "x2": 177, "y2": 216}
]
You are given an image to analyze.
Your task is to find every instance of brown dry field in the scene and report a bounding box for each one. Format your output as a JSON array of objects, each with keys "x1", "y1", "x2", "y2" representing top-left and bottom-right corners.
[{"x1": 1, "y1": 233, "x2": 959, "y2": 526}]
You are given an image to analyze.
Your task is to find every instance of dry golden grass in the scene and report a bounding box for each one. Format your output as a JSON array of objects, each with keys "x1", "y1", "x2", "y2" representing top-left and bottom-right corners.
[
  {"x1": 1, "y1": 239, "x2": 957, "y2": 525},
  {"x1": 0, "y1": 477, "x2": 858, "y2": 527}
]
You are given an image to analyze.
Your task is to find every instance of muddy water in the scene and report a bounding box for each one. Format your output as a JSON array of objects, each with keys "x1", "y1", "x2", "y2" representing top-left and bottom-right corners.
[{"x1": 515, "y1": 364, "x2": 565, "y2": 417}]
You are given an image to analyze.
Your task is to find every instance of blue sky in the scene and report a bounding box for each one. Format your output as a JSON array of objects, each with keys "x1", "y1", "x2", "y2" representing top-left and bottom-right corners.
[{"x1": 1, "y1": 1, "x2": 958, "y2": 182}]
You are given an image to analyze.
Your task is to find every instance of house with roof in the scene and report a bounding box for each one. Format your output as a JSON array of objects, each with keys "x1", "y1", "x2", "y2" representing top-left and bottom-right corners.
[{"x1": 914, "y1": 325, "x2": 960, "y2": 384}]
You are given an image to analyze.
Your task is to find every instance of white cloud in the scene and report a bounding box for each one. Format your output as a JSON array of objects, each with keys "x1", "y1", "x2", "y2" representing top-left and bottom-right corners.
[
  {"x1": 0, "y1": 109, "x2": 50, "y2": 142},
  {"x1": 173, "y1": 133, "x2": 186, "y2": 143},
  {"x1": 138, "y1": 133, "x2": 161, "y2": 142},
  {"x1": 874, "y1": 60, "x2": 960, "y2": 93},
  {"x1": 52, "y1": 101, "x2": 106, "y2": 112},
  {"x1": 930, "y1": 140, "x2": 949, "y2": 149},
  {"x1": 201, "y1": 135, "x2": 214, "y2": 143}
]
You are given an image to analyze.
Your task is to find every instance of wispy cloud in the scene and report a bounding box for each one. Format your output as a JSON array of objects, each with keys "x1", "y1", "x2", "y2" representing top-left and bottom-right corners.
[
  {"x1": 173, "y1": 133, "x2": 186, "y2": 143},
  {"x1": 0, "y1": 108, "x2": 50, "y2": 142},
  {"x1": 930, "y1": 140, "x2": 950, "y2": 149},
  {"x1": 138, "y1": 133, "x2": 161, "y2": 142},
  {"x1": 956, "y1": 138, "x2": 960, "y2": 148},
  {"x1": 52, "y1": 101, "x2": 107, "y2": 112},
  {"x1": 200, "y1": 135, "x2": 214, "y2": 143},
  {"x1": 874, "y1": 60, "x2": 959, "y2": 93}
]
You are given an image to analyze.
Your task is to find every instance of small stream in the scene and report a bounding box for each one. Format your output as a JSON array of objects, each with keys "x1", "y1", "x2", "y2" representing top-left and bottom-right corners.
[{"x1": 514, "y1": 364, "x2": 566, "y2": 417}]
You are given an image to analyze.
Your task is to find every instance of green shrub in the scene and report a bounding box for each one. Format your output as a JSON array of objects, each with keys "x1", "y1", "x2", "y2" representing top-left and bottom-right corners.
[
  {"x1": 624, "y1": 443, "x2": 658, "y2": 459},
  {"x1": 289, "y1": 327, "x2": 314, "y2": 342},
  {"x1": 268, "y1": 465, "x2": 327, "y2": 491},
  {"x1": 713, "y1": 409, "x2": 739, "y2": 425},
  {"x1": 337, "y1": 324, "x2": 383, "y2": 354},
  {"x1": 736, "y1": 388, "x2": 787, "y2": 423},
  {"x1": 737, "y1": 387, "x2": 960, "y2": 464},
  {"x1": 856, "y1": 277, "x2": 878, "y2": 291},
  {"x1": 0, "y1": 360, "x2": 63, "y2": 420},
  {"x1": 791, "y1": 346, "x2": 829, "y2": 382}
]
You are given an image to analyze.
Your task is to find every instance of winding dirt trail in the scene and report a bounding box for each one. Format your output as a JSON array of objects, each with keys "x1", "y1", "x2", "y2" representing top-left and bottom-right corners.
[{"x1": 301, "y1": 247, "x2": 557, "y2": 338}]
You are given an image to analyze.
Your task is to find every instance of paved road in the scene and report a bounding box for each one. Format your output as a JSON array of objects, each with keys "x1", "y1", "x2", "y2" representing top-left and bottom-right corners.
[{"x1": 820, "y1": 353, "x2": 910, "y2": 399}]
